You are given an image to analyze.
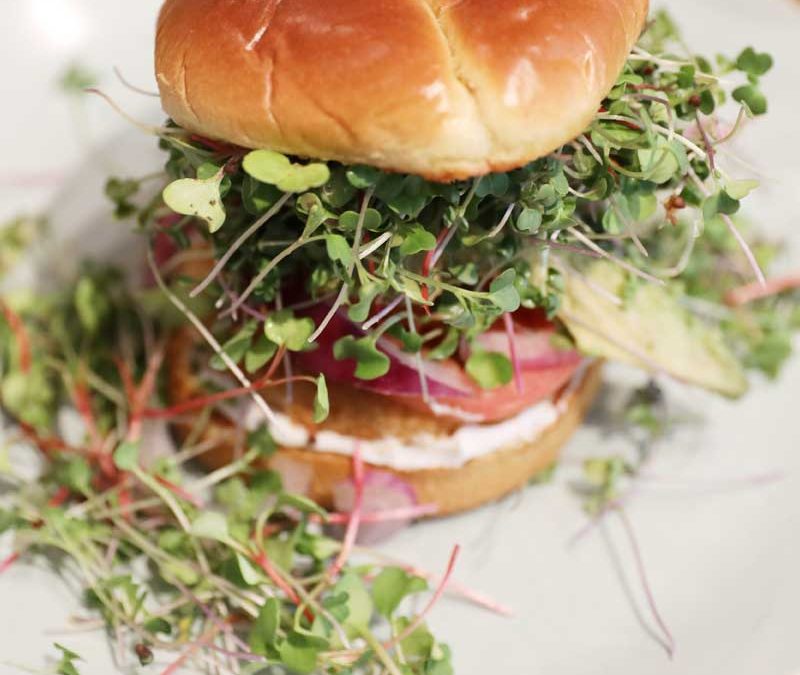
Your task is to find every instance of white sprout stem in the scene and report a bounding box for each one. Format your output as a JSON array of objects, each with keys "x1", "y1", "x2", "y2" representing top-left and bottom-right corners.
[
  {"x1": 191, "y1": 193, "x2": 292, "y2": 298},
  {"x1": 358, "y1": 231, "x2": 392, "y2": 260},
  {"x1": 628, "y1": 49, "x2": 724, "y2": 84},
  {"x1": 146, "y1": 247, "x2": 277, "y2": 425},
  {"x1": 307, "y1": 188, "x2": 375, "y2": 343},
  {"x1": 275, "y1": 291, "x2": 294, "y2": 405},
  {"x1": 362, "y1": 295, "x2": 404, "y2": 331},
  {"x1": 652, "y1": 219, "x2": 700, "y2": 279},
  {"x1": 405, "y1": 296, "x2": 430, "y2": 404},
  {"x1": 84, "y1": 88, "x2": 177, "y2": 137},
  {"x1": 430, "y1": 223, "x2": 458, "y2": 269},
  {"x1": 308, "y1": 285, "x2": 348, "y2": 345},
  {"x1": 230, "y1": 234, "x2": 324, "y2": 315},
  {"x1": 712, "y1": 105, "x2": 748, "y2": 146},
  {"x1": 610, "y1": 196, "x2": 649, "y2": 259},
  {"x1": 112, "y1": 66, "x2": 160, "y2": 97},
  {"x1": 597, "y1": 115, "x2": 708, "y2": 160},
  {"x1": 488, "y1": 203, "x2": 516, "y2": 239},
  {"x1": 579, "y1": 135, "x2": 605, "y2": 166},
  {"x1": 567, "y1": 227, "x2": 665, "y2": 286},
  {"x1": 388, "y1": 545, "x2": 461, "y2": 649},
  {"x1": 430, "y1": 178, "x2": 480, "y2": 268},
  {"x1": 720, "y1": 213, "x2": 767, "y2": 286},
  {"x1": 614, "y1": 507, "x2": 676, "y2": 659},
  {"x1": 688, "y1": 171, "x2": 767, "y2": 286}
]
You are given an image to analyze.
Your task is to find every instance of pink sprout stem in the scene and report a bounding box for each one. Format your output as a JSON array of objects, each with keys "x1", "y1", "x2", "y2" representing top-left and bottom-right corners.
[
  {"x1": 324, "y1": 503, "x2": 438, "y2": 525},
  {"x1": 386, "y1": 545, "x2": 461, "y2": 650},
  {"x1": 404, "y1": 563, "x2": 514, "y2": 617},
  {"x1": 614, "y1": 507, "x2": 675, "y2": 659},
  {"x1": 362, "y1": 295, "x2": 404, "y2": 331},
  {"x1": 329, "y1": 446, "x2": 365, "y2": 579},
  {"x1": 0, "y1": 552, "x2": 20, "y2": 575},
  {"x1": 725, "y1": 273, "x2": 800, "y2": 306}
]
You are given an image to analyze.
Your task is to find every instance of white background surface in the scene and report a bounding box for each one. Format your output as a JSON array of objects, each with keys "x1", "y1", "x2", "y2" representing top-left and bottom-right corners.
[{"x1": 1, "y1": 1, "x2": 799, "y2": 674}]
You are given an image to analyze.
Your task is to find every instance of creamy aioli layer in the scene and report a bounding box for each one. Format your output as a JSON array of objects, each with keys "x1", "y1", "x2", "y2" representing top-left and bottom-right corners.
[{"x1": 240, "y1": 363, "x2": 590, "y2": 471}]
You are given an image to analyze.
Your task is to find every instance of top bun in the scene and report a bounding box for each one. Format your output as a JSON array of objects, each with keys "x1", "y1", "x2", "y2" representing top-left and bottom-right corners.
[{"x1": 156, "y1": 0, "x2": 648, "y2": 181}]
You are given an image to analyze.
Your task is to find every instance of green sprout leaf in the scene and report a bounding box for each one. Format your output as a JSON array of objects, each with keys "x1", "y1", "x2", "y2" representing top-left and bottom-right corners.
[
  {"x1": 333, "y1": 336, "x2": 390, "y2": 380},
  {"x1": 278, "y1": 633, "x2": 327, "y2": 675},
  {"x1": 399, "y1": 224, "x2": 437, "y2": 256},
  {"x1": 248, "y1": 426, "x2": 276, "y2": 457},
  {"x1": 249, "y1": 597, "x2": 281, "y2": 655},
  {"x1": 735, "y1": 47, "x2": 773, "y2": 77},
  {"x1": 163, "y1": 173, "x2": 226, "y2": 233},
  {"x1": 724, "y1": 178, "x2": 759, "y2": 200},
  {"x1": 373, "y1": 568, "x2": 428, "y2": 618},
  {"x1": 58, "y1": 457, "x2": 92, "y2": 495},
  {"x1": 339, "y1": 208, "x2": 381, "y2": 233},
  {"x1": 113, "y1": 442, "x2": 140, "y2": 472},
  {"x1": 325, "y1": 234, "x2": 354, "y2": 269},
  {"x1": 637, "y1": 138, "x2": 682, "y2": 184},
  {"x1": 348, "y1": 282, "x2": 385, "y2": 323},
  {"x1": 703, "y1": 190, "x2": 740, "y2": 222},
  {"x1": 75, "y1": 276, "x2": 110, "y2": 334},
  {"x1": 59, "y1": 64, "x2": 96, "y2": 94},
  {"x1": 489, "y1": 269, "x2": 521, "y2": 312},
  {"x1": 334, "y1": 573, "x2": 374, "y2": 635},
  {"x1": 277, "y1": 493, "x2": 328, "y2": 517},
  {"x1": 732, "y1": 84, "x2": 768, "y2": 115},
  {"x1": 236, "y1": 553, "x2": 263, "y2": 586},
  {"x1": 104, "y1": 177, "x2": 140, "y2": 219},
  {"x1": 515, "y1": 208, "x2": 542, "y2": 234},
  {"x1": 243, "y1": 150, "x2": 330, "y2": 193},
  {"x1": 191, "y1": 512, "x2": 230, "y2": 543},
  {"x1": 55, "y1": 643, "x2": 83, "y2": 675},
  {"x1": 264, "y1": 310, "x2": 315, "y2": 352},
  {"x1": 313, "y1": 374, "x2": 329, "y2": 423},
  {"x1": 211, "y1": 321, "x2": 258, "y2": 370},
  {"x1": 465, "y1": 351, "x2": 513, "y2": 389},
  {"x1": 346, "y1": 165, "x2": 382, "y2": 189},
  {"x1": 427, "y1": 327, "x2": 460, "y2": 361},
  {"x1": 245, "y1": 333, "x2": 279, "y2": 373},
  {"x1": 475, "y1": 173, "x2": 509, "y2": 198}
]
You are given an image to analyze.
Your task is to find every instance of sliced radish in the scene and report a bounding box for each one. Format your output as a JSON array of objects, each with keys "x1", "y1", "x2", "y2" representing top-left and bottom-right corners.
[{"x1": 331, "y1": 470, "x2": 423, "y2": 544}]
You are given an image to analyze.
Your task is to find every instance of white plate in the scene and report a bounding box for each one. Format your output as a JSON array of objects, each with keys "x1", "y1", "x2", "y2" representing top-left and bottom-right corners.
[{"x1": 2, "y1": 2, "x2": 799, "y2": 673}]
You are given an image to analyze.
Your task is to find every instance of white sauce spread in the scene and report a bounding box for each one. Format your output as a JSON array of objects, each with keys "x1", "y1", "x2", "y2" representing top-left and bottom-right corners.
[{"x1": 241, "y1": 364, "x2": 590, "y2": 471}]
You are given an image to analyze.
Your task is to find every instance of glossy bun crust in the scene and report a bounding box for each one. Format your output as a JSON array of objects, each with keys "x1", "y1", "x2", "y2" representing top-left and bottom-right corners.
[
  {"x1": 167, "y1": 329, "x2": 603, "y2": 516},
  {"x1": 156, "y1": 0, "x2": 648, "y2": 180}
]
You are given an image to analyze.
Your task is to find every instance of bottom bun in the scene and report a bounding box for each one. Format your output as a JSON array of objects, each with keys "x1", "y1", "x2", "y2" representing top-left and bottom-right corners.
[{"x1": 167, "y1": 329, "x2": 602, "y2": 516}]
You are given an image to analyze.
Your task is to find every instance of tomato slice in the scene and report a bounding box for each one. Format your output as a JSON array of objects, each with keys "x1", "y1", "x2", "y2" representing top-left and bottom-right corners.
[
  {"x1": 364, "y1": 321, "x2": 582, "y2": 423},
  {"x1": 397, "y1": 354, "x2": 581, "y2": 423},
  {"x1": 295, "y1": 305, "x2": 581, "y2": 423}
]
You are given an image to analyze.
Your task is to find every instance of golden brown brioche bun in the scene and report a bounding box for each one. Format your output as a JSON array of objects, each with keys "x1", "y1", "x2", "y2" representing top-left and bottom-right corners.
[
  {"x1": 155, "y1": 0, "x2": 648, "y2": 180},
  {"x1": 167, "y1": 328, "x2": 602, "y2": 516}
]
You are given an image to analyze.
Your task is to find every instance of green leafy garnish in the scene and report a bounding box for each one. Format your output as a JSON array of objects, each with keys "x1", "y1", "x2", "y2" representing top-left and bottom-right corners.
[
  {"x1": 313, "y1": 374, "x2": 330, "y2": 423},
  {"x1": 373, "y1": 567, "x2": 428, "y2": 617},
  {"x1": 465, "y1": 351, "x2": 513, "y2": 389},
  {"x1": 263, "y1": 310, "x2": 315, "y2": 352},
  {"x1": 162, "y1": 172, "x2": 226, "y2": 232},
  {"x1": 333, "y1": 335, "x2": 391, "y2": 380},
  {"x1": 54, "y1": 643, "x2": 83, "y2": 675},
  {"x1": 243, "y1": 150, "x2": 330, "y2": 193}
]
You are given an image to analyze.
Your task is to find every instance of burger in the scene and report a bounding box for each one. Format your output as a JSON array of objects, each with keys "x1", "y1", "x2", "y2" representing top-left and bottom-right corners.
[{"x1": 143, "y1": 0, "x2": 787, "y2": 516}]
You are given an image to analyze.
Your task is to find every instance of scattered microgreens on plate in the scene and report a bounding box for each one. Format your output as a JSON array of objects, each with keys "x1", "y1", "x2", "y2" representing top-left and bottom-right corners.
[{"x1": 0, "y1": 269, "x2": 471, "y2": 675}]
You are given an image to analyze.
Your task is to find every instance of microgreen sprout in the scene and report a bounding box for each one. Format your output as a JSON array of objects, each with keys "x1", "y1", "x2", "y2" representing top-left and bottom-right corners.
[{"x1": 1, "y1": 10, "x2": 798, "y2": 675}]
